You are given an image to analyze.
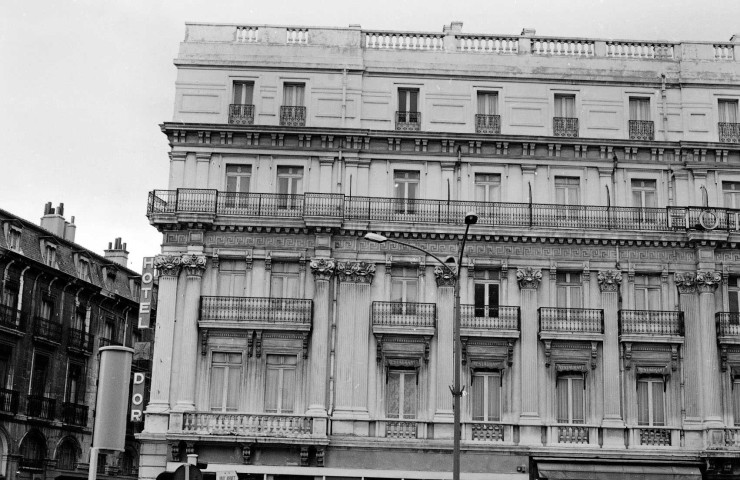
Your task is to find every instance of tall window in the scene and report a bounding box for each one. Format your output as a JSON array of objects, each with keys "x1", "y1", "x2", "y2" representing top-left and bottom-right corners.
[
  {"x1": 233, "y1": 81, "x2": 254, "y2": 105},
  {"x1": 556, "y1": 374, "x2": 585, "y2": 424},
  {"x1": 30, "y1": 353, "x2": 50, "y2": 396},
  {"x1": 56, "y1": 438, "x2": 78, "y2": 471},
  {"x1": 637, "y1": 377, "x2": 665, "y2": 426},
  {"x1": 103, "y1": 318, "x2": 116, "y2": 344},
  {"x1": 629, "y1": 97, "x2": 651, "y2": 121},
  {"x1": 386, "y1": 368, "x2": 417, "y2": 419},
  {"x1": 391, "y1": 266, "x2": 418, "y2": 303},
  {"x1": 471, "y1": 371, "x2": 501, "y2": 421},
  {"x1": 729, "y1": 277, "x2": 740, "y2": 313},
  {"x1": 45, "y1": 245, "x2": 56, "y2": 267},
  {"x1": 554, "y1": 177, "x2": 580, "y2": 205},
  {"x1": 723, "y1": 181, "x2": 740, "y2": 209},
  {"x1": 398, "y1": 88, "x2": 419, "y2": 121},
  {"x1": 733, "y1": 375, "x2": 740, "y2": 426},
  {"x1": 719, "y1": 99, "x2": 739, "y2": 123},
  {"x1": 226, "y1": 165, "x2": 251, "y2": 193},
  {"x1": 77, "y1": 259, "x2": 91, "y2": 282},
  {"x1": 265, "y1": 354, "x2": 297, "y2": 413},
  {"x1": 1, "y1": 284, "x2": 18, "y2": 310},
  {"x1": 40, "y1": 298, "x2": 54, "y2": 320},
  {"x1": 477, "y1": 92, "x2": 498, "y2": 115},
  {"x1": 0, "y1": 348, "x2": 11, "y2": 389},
  {"x1": 475, "y1": 174, "x2": 501, "y2": 203},
  {"x1": 635, "y1": 275, "x2": 661, "y2": 310},
  {"x1": 554, "y1": 94, "x2": 576, "y2": 118},
  {"x1": 556, "y1": 272, "x2": 582, "y2": 309},
  {"x1": 218, "y1": 259, "x2": 247, "y2": 297},
  {"x1": 394, "y1": 170, "x2": 420, "y2": 214},
  {"x1": 277, "y1": 166, "x2": 303, "y2": 209},
  {"x1": 270, "y1": 263, "x2": 300, "y2": 298},
  {"x1": 209, "y1": 352, "x2": 242, "y2": 412},
  {"x1": 65, "y1": 362, "x2": 84, "y2": 404},
  {"x1": 474, "y1": 270, "x2": 499, "y2": 318},
  {"x1": 283, "y1": 83, "x2": 305, "y2": 107},
  {"x1": 8, "y1": 228, "x2": 20, "y2": 251},
  {"x1": 73, "y1": 308, "x2": 86, "y2": 331},
  {"x1": 19, "y1": 432, "x2": 46, "y2": 469}
]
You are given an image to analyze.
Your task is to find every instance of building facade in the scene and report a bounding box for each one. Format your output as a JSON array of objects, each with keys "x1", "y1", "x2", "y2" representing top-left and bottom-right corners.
[
  {"x1": 0, "y1": 205, "x2": 151, "y2": 480},
  {"x1": 142, "y1": 23, "x2": 740, "y2": 480}
]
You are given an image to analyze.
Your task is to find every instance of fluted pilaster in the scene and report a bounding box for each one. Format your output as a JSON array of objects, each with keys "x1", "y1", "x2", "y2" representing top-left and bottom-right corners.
[
  {"x1": 599, "y1": 270, "x2": 624, "y2": 443},
  {"x1": 696, "y1": 271, "x2": 723, "y2": 426},
  {"x1": 174, "y1": 254, "x2": 206, "y2": 411},
  {"x1": 307, "y1": 258, "x2": 335, "y2": 416},
  {"x1": 675, "y1": 272, "x2": 701, "y2": 423},
  {"x1": 517, "y1": 267, "x2": 541, "y2": 423},
  {"x1": 434, "y1": 269, "x2": 455, "y2": 421}
]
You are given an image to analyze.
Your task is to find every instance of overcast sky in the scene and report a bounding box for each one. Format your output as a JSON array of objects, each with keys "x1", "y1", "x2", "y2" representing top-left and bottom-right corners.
[{"x1": 2, "y1": 0, "x2": 739, "y2": 272}]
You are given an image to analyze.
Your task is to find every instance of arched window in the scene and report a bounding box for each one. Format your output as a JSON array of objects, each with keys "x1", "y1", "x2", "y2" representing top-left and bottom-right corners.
[
  {"x1": 56, "y1": 437, "x2": 79, "y2": 471},
  {"x1": 19, "y1": 431, "x2": 46, "y2": 471}
]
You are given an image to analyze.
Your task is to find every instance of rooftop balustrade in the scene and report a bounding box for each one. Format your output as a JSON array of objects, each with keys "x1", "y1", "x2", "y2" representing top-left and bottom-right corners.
[
  {"x1": 619, "y1": 310, "x2": 684, "y2": 337},
  {"x1": 539, "y1": 308, "x2": 604, "y2": 335},
  {"x1": 200, "y1": 296, "x2": 313, "y2": 329}
]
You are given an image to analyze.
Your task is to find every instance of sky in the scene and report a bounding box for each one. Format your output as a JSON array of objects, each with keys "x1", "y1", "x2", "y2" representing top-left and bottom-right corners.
[{"x1": 1, "y1": 0, "x2": 739, "y2": 272}]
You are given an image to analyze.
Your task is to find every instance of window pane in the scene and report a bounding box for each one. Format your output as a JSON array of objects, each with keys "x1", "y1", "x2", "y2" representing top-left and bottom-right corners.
[
  {"x1": 210, "y1": 366, "x2": 225, "y2": 411},
  {"x1": 571, "y1": 378, "x2": 584, "y2": 423},
  {"x1": 488, "y1": 374, "x2": 501, "y2": 421},
  {"x1": 226, "y1": 366, "x2": 240, "y2": 411},
  {"x1": 637, "y1": 380, "x2": 649, "y2": 425},
  {"x1": 556, "y1": 377, "x2": 569, "y2": 423},
  {"x1": 403, "y1": 372, "x2": 417, "y2": 418},
  {"x1": 471, "y1": 375, "x2": 484, "y2": 420},
  {"x1": 386, "y1": 372, "x2": 400, "y2": 418},
  {"x1": 652, "y1": 381, "x2": 665, "y2": 426},
  {"x1": 733, "y1": 380, "x2": 740, "y2": 425},
  {"x1": 265, "y1": 367, "x2": 279, "y2": 412},
  {"x1": 281, "y1": 367, "x2": 295, "y2": 413}
]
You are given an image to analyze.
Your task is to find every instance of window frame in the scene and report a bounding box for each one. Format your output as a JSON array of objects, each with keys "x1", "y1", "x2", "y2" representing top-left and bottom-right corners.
[
  {"x1": 474, "y1": 173, "x2": 501, "y2": 203},
  {"x1": 473, "y1": 269, "x2": 500, "y2": 318},
  {"x1": 722, "y1": 181, "x2": 740, "y2": 209},
  {"x1": 225, "y1": 164, "x2": 252, "y2": 194},
  {"x1": 636, "y1": 376, "x2": 666, "y2": 427},
  {"x1": 556, "y1": 272, "x2": 583, "y2": 309},
  {"x1": 385, "y1": 367, "x2": 418, "y2": 420},
  {"x1": 208, "y1": 351, "x2": 243, "y2": 412},
  {"x1": 232, "y1": 80, "x2": 255, "y2": 106},
  {"x1": 554, "y1": 176, "x2": 581, "y2": 205},
  {"x1": 719, "y1": 98, "x2": 739, "y2": 124},
  {"x1": 556, "y1": 373, "x2": 586, "y2": 424},
  {"x1": 264, "y1": 353, "x2": 298, "y2": 414},
  {"x1": 470, "y1": 370, "x2": 502, "y2": 421}
]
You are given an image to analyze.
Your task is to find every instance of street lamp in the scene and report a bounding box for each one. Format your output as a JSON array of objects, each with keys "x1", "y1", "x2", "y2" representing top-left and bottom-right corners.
[{"x1": 364, "y1": 211, "x2": 478, "y2": 480}]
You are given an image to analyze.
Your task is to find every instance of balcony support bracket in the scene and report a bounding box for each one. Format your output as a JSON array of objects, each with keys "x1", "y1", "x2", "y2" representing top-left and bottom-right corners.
[{"x1": 623, "y1": 342, "x2": 633, "y2": 370}]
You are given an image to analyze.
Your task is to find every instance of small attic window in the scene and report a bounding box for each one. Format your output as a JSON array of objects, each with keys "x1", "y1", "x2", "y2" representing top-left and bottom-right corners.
[
  {"x1": 8, "y1": 226, "x2": 21, "y2": 251},
  {"x1": 44, "y1": 244, "x2": 57, "y2": 267}
]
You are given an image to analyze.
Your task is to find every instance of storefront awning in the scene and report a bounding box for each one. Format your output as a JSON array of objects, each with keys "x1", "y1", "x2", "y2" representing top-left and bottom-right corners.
[{"x1": 536, "y1": 462, "x2": 701, "y2": 480}]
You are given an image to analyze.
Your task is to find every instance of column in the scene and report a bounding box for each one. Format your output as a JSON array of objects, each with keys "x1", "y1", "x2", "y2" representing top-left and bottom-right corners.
[
  {"x1": 174, "y1": 254, "x2": 206, "y2": 411},
  {"x1": 516, "y1": 267, "x2": 542, "y2": 445},
  {"x1": 434, "y1": 266, "x2": 455, "y2": 423},
  {"x1": 675, "y1": 272, "x2": 702, "y2": 445},
  {"x1": 145, "y1": 255, "x2": 181, "y2": 425},
  {"x1": 307, "y1": 258, "x2": 335, "y2": 419},
  {"x1": 696, "y1": 271, "x2": 723, "y2": 427},
  {"x1": 598, "y1": 270, "x2": 625, "y2": 448}
]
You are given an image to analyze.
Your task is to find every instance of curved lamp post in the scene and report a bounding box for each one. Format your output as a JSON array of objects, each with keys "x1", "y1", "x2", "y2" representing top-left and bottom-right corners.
[{"x1": 365, "y1": 211, "x2": 478, "y2": 480}]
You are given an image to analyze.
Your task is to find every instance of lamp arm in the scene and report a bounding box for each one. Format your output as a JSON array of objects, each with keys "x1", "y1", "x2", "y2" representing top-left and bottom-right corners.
[{"x1": 384, "y1": 238, "x2": 456, "y2": 276}]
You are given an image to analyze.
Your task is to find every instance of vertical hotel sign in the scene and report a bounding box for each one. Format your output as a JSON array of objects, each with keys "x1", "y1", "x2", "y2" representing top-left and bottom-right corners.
[{"x1": 138, "y1": 257, "x2": 155, "y2": 328}]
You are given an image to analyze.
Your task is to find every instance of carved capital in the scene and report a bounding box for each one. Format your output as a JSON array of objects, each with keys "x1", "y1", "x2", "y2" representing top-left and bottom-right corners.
[
  {"x1": 434, "y1": 265, "x2": 456, "y2": 287},
  {"x1": 516, "y1": 267, "x2": 542, "y2": 290},
  {"x1": 597, "y1": 270, "x2": 622, "y2": 292},
  {"x1": 336, "y1": 261, "x2": 376, "y2": 284},
  {"x1": 181, "y1": 254, "x2": 207, "y2": 277},
  {"x1": 696, "y1": 270, "x2": 722, "y2": 293},
  {"x1": 154, "y1": 255, "x2": 181, "y2": 278},
  {"x1": 310, "y1": 258, "x2": 335, "y2": 281},
  {"x1": 674, "y1": 272, "x2": 697, "y2": 294}
]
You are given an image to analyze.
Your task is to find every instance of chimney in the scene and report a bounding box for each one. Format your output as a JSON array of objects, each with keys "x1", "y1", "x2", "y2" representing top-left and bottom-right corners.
[
  {"x1": 104, "y1": 237, "x2": 129, "y2": 268},
  {"x1": 64, "y1": 216, "x2": 77, "y2": 243},
  {"x1": 40, "y1": 202, "x2": 67, "y2": 238}
]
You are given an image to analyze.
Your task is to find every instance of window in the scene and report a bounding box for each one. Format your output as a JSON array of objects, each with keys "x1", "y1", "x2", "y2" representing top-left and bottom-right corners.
[
  {"x1": 476, "y1": 91, "x2": 500, "y2": 133},
  {"x1": 391, "y1": 266, "x2": 419, "y2": 315},
  {"x1": 265, "y1": 354, "x2": 297, "y2": 413},
  {"x1": 394, "y1": 170, "x2": 420, "y2": 214},
  {"x1": 723, "y1": 181, "x2": 740, "y2": 209},
  {"x1": 40, "y1": 298, "x2": 54, "y2": 320},
  {"x1": 226, "y1": 165, "x2": 251, "y2": 193},
  {"x1": 635, "y1": 275, "x2": 661, "y2": 310},
  {"x1": 719, "y1": 99, "x2": 739, "y2": 124},
  {"x1": 276, "y1": 166, "x2": 303, "y2": 209},
  {"x1": 474, "y1": 270, "x2": 499, "y2": 318},
  {"x1": 218, "y1": 259, "x2": 247, "y2": 297},
  {"x1": 44, "y1": 244, "x2": 56, "y2": 267},
  {"x1": 73, "y1": 308, "x2": 86, "y2": 331},
  {"x1": 556, "y1": 272, "x2": 582, "y2": 309},
  {"x1": 398, "y1": 88, "x2": 419, "y2": 119},
  {"x1": 281, "y1": 83, "x2": 306, "y2": 126},
  {"x1": 629, "y1": 97, "x2": 651, "y2": 121},
  {"x1": 30, "y1": 353, "x2": 50, "y2": 396},
  {"x1": 78, "y1": 259, "x2": 91, "y2": 282},
  {"x1": 733, "y1": 375, "x2": 740, "y2": 426},
  {"x1": 19, "y1": 432, "x2": 46, "y2": 470},
  {"x1": 477, "y1": 92, "x2": 498, "y2": 115},
  {"x1": 233, "y1": 81, "x2": 254, "y2": 106},
  {"x1": 556, "y1": 374, "x2": 585, "y2": 424},
  {"x1": 283, "y1": 83, "x2": 305, "y2": 107},
  {"x1": 475, "y1": 174, "x2": 501, "y2": 203},
  {"x1": 386, "y1": 368, "x2": 417, "y2": 419},
  {"x1": 0, "y1": 348, "x2": 11, "y2": 389},
  {"x1": 56, "y1": 438, "x2": 78, "y2": 471},
  {"x1": 554, "y1": 94, "x2": 576, "y2": 118},
  {"x1": 471, "y1": 371, "x2": 501, "y2": 421},
  {"x1": 729, "y1": 277, "x2": 740, "y2": 313},
  {"x1": 1, "y1": 284, "x2": 18, "y2": 310},
  {"x1": 631, "y1": 179, "x2": 657, "y2": 208},
  {"x1": 270, "y1": 262, "x2": 300, "y2": 298},
  {"x1": 209, "y1": 352, "x2": 242, "y2": 412},
  {"x1": 102, "y1": 319, "x2": 116, "y2": 344},
  {"x1": 65, "y1": 362, "x2": 84, "y2": 404},
  {"x1": 554, "y1": 177, "x2": 580, "y2": 205},
  {"x1": 8, "y1": 228, "x2": 20, "y2": 251},
  {"x1": 637, "y1": 377, "x2": 665, "y2": 426}
]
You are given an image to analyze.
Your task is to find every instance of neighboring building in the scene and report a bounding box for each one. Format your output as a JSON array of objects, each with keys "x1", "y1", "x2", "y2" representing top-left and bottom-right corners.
[
  {"x1": 0, "y1": 204, "x2": 152, "y2": 480},
  {"x1": 142, "y1": 22, "x2": 740, "y2": 480}
]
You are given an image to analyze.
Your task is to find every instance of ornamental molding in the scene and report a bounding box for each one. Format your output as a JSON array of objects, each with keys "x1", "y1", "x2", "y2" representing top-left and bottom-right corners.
[
  {"x1": 674, "y1": 272, "x2": 697, "y2": 294},
  {"x1": 181, "y1": 254, "x2": 207, "y2": 277},
  {"x1": 336, "y1": 261, "x2": 376, "y2": 284},
  {"x1": 310, "y1": 258, "x2": 336, "y2": 281},
  {"x1": 696, "y1": 270, "x2": 722, "y2": 293},
  {"x1": 434, "y1": 265, "x2": 457, "y2": 287},
  {"x1": 154, "y1": 255, "x2": 181, "y2": 278},
  {"x1": 516, "y1": 267, "x2": 542, "y2": 290},
  {"x1": 597, "y1": 270, "x2": 622, "y2": 292}
]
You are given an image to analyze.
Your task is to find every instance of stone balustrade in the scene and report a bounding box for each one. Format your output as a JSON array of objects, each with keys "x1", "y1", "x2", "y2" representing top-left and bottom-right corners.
[
  {"x1": 182, "y1": 412, "x2": 315, "y2": 437},
  {"x1": 457, "y1": 34, "x2": 518, "y2": 54},
  {"x1": 532, "y1": 37, "x2": 595, "y2": 56}
]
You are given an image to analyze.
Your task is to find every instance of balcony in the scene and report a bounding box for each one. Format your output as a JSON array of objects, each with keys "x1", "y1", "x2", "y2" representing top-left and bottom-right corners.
[
  {"x1": 475, "y1": 114, "x2": 501, "y2": 134},
  {"x1": 706, "y1": 428, "x2": 740, "y2": 449},
  {"x1": 619, "y1": 310, "x2": 684, "y2": 340},
  {"x1": 627, "y1": 427, "x2": 679, "y2": 447},
  {"x1": 553, "y1": 117, "x2": 579, "y2": 137},
  {"x1": 228, "y1": 104, "x2": 254, "y2": 125},
  {"x1": 460, "y1": 305, "x2": 520, "y2": 338},
  {"x1": 371, "y1": 301, "x2": 436, "y2": 335},
  {"x1": 395, "y1": 111, "x2": 421, "y2": 131},
  {"x1": 383, "y1": 420, "x2": 420, "y2": 439},
  {"x1": 32, "y1": 317, "x2": 62, "y2": 346},
  {"x1": 200, "y1": 296, "x2": 313, "y2": 331},
  {"x1": 719, "y1": 122, "x2": 740, "y2": 143},
  {"x1": 0, "y1": 304, "x2": 25, "y2": 337},
  {"x1": 468, "y1": 422, "x2": 512, "y2": 442},
  {"x1": 61, "y1": 402, "x2": 88, "y2": 427},
  {"x1": 546, "y1": 424, "x2": 600, "y2": 446},
  {"x1": 279, "y1": 106, "x2": 306, "y2": 127},
  {"x1": 182, "y1": 412, "x2": 317, "y2": 438},
  {"x1": 0, "y1": 388, "x2": 19, "y2": 414},
  {"x1": 629, "y1": 120, "x2": 654, "y2": 140},
  {"x1": 27, "y1": 394, "x2": 55, "y2": 420},
  {"x1": 538, "y1": 307, "x2": 604, "y2": 337},
  {"x1": 716, "y1": 312, "x2": 740, "y2": 343},
  {"x1": 67, "y1": 327, "x2": 94, "y2": 354}
]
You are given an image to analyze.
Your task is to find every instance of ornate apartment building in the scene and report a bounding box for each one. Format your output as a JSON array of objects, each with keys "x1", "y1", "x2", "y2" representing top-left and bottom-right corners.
[{"x1": 142, "y1": 22, "x2": 740, "y2": 480}]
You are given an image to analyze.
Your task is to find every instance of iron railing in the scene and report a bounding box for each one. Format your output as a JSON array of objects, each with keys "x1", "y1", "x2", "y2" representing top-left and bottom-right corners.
[
  {"x1": 0, "y1": 304, "x2": 25, "y2": 333},
  {"x1": 27, "y1": 394, "x2": 55, "y2": 420},
  {"x1": 553, "y1": 117, "x2": 579, "y2": 137},
  {"x1": 33, "y1": 317, "x2": 62, "y2": 343},
  {"x1": 719, "y1": 122, "x2": 740, "y2": 143},
  {"x1": 619, "y1": 310, "x2": 684, "y2": 336},
  {"x1": 629, "y1": 120, "x2": 654, "y2": 140},
  {"x1": 67, "y1": 327, "x2": 94, "y2": 352},
  {"x1": 716, "y1": 312, "x2": 740, "y2": 337},
  {"x1": 371, "y1": 301, "x2": 436, "y2": 328},
  {"x1": 200, "y1": 296, "x2": 313, "y2": 325},
  {"x1": 460, "y1": 305, "x2": 520, "y2": 330},
  {"x1": 396, "y1": 111, "x2": 421, "y2": 131},
  {"x1": 280, "y1": 106, "x2": 306, "y2": 127},
  {"x1": 539, "y1": 307, "x2": 604, "y2": 334},
  {"x1": 475, "y1": 114, "x2": 501, "y2": 134},
  {"x1": 61, "y1": 402, "x2": 88, "y2": 426},
  {"x1": 0, "y1": 388, "x2": 19, "y2": 414},
  {"x1": 182, "y1": 412, "x2": 314, "y2": 437},
  {"x1": 228, "y1": 104, "x2": 255, "y2": 125}
]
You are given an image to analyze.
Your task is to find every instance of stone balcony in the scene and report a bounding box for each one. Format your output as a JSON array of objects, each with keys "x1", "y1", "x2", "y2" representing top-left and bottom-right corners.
[
  {"x1": 178, "y1": 412, "x2": 324, "y2": 443},
  {"x1": 26, "y1": 394, "x2": 55, "y2": 420},
  {"x1": 716, "y1": 312, "x2": 740, "y2": 344}
]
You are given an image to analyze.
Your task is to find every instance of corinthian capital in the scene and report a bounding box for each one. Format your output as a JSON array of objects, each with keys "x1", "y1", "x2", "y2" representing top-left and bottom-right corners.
[
  {"x1": 516, "y1": 267, "x2": 542, "y2": 290},
  {"x1": 154, "y1": 254, "x2": 181, "y2": 278},
  {"x1": 181, "y1": 254, "x2": 207, "y2": 277},
  {"x1": 597, "y1": 270, "x2": 622, "y2": 292},
  {"x1": 674, "y1": 272, "x2": 697, "y2": 294},
  {"x1": 696, "y1": 270, "x2": 722, "y2": 293},
  {"x1": 310, "y1": 258, "x2": 336, "y2": 281},
  {"x1": 336, "y1": 261, "x2": 376, "y2": 284},
  {"x1": 434, "y1": 265, "x2": 456, "y2": 287}
]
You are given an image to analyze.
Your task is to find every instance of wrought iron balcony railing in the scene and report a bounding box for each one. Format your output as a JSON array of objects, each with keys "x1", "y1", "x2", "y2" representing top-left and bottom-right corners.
[
  {"x1": 182, "y1": 412, "x2": 315, "y2": 437},
  {"x1": 371, "y1": 301, "x2": 436, "y2": 329},
  {"x1": 61, "y1": 402, "x2": 88, "y2": 426},
  {"x1": 279, "y1": 106, "x2": 306, "y2": 127},
  {"x1": 719, "y1": 122, "x2": 740, "y2": 143},
  {"x1": 553, "y1": 117, "x2": 579, "y2": 137},
  {"x1": 460, "y1": 305, "x2": 520, "y2": 331},
  {"x1": 67, "y1": 327, "x2": 94, "y2": 353},
  {"x1": 629, "y1": 120, "x2": 654, "y2": 140},
  {"x1": 33, "y1": 317, "x2": 62, "y2": 344},
  {"x1": 27, "y1": 394, "x2": 55, "y2": 420},
  {"x1": 0, "y1": 304, "x2": 25, "y2": 334},
  {"x1": 716, "y1": 312, "x2": 740, "y2": 338},
  {"x1": 396, "y1": 111, "x2": 421, "y2": 131},
  {"x1": 0, "y1": 388, "x2": 19, "y2": 414},
  {"x1": 619, "y1": 310, "x2": 684, "y2": 336},
  {"x1": 538, "y1": 307, "x2": 604, "y2": 334},
  {"x1": 148, "y1": 189, "x2": 740, "y2": 234},
  {"x1": 228, "y1": 104, "x2": 255, "y2": 125},
  {"x1": 200, "y1": 296, "x2": 313, "y2": 327},
  {"x1": 475, "y1": 114, "x2": 501, "y2": 134}
]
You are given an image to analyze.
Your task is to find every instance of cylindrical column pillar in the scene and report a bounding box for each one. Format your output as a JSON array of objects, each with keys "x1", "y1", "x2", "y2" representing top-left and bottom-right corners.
[
  {"x1": 307, "y1": 258, "x2": 335, "y2": 416},
  {"x1": 598, "y1": 270, "x2": 625, "y2": 447},
  {"x1": 675, "y1": 272, "x2": 701, "y2": 424},
  {"x1": 516, "y1": 267, "x2": 542, "y2": 421},
  {"x1": 174, "y1": 254, "x2": 206, "y2": 411},
  {"x1": 696, "y1": 271, "x2": 723, "y2": 426},
  {"x1": 434, "y1": 266, "x2": 455, "y2": 421}
]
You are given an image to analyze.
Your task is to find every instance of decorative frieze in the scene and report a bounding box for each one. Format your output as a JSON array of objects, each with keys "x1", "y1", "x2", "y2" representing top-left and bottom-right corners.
[
  {"x1": 154, "y1": 255, "x2": 181, "y2": 277},
  {"x1": 674, "y1": 272, "x2": 697, "y2": 294},
  {"x1": 516, "y1": 267, "x2": 542, "y2": 289},
  {"x1": 181, "y1": 254, "x2": 207, "y2": 277},
  {"x1": 336, "y1": 261, "x2": 376, "y2": 283},
  {"x1": 310, "y1": 258, "x2": 336, "y2": 281},
  {"x1": 597, "y1": 270, "x2": 622, "y2": 292},
  {"x1": 434, "y1": 265, "x2": 456, "y2": 287},
  {"x1": 696, "y1": 270, "x2": 722, "y2": 293}
]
